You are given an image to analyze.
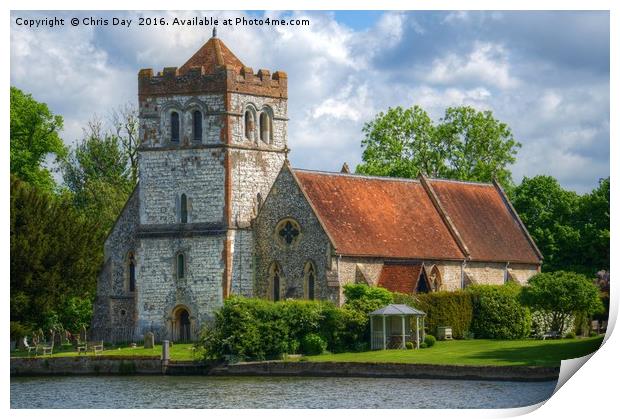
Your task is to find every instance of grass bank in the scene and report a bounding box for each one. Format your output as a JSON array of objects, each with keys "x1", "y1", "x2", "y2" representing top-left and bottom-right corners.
[
  {"x1": 304, "y1": 336, "x2": 603, "y2": 367},
  {"x1": 10, "y1": 343, "x2": 201, "y2": 361}
]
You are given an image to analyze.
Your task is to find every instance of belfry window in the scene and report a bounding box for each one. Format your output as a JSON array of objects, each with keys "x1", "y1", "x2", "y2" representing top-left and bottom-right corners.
[
  {"x1": 244, "y1": 110, "x2": 255, "y2": 140},
  {"x1": 171, "y1": 111, "x2": 180, "y2": 142},
  {"x1": 193, "y1": 110, "x2": 202, "y2": 142},
  {"x1": 177, "y1": 253, "x2": 185, "y2": 280},
  {"x1": 180, "y1": 194, "x2": 188, "y2": 224},
  {"x1": 128, "y1": 252, "x2": 136, "y2": 292},
  {"x1": 259, "y1": 111, "x2": 272, "y2": 143}
]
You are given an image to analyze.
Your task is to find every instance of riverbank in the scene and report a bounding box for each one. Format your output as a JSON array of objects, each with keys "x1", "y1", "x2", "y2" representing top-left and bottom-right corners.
[{"x1": 10, "y1": 356, "x2": 559, "y2": 382}]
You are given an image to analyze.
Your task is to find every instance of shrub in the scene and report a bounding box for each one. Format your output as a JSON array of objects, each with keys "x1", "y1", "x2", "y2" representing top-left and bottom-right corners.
[
  {"x1": 320, "y1": 305, "x2": 368, "y2": 353},
  {"x1": 564, "y1": 331, "x2": 576, "y2": 339},
  {"x1": 301, "y1": 333, "x2": 327, "y2": 355},
  {"x1": 419, "y1": 342, "x2": 428, "y2": 349},
  {"x1": 521, "y1": 271, "x2": 604, "y2": 336},
  {"x1": 424, "y1": 334, "x2": 436, "y2": 347},
  {"x1": 468, "y1": 283, "x2": 531, "y2": 339},
  {"x1": 343, "y1": 283, "x2": 393, "y2": 314},
  {"x1": 401, "y1": 291, "x2": 473, "y2": 339},
  {"x1": 405, "y1": 341, "x2": 414, "y2": 349},
  {"x1": 589, "y1": 331, "x2": 598, "y2": 337}
]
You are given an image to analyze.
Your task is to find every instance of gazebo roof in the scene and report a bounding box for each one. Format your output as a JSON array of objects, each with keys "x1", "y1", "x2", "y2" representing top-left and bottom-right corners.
[{"x1": 369, "y1": 304, "x2": 426, "y2": 316}]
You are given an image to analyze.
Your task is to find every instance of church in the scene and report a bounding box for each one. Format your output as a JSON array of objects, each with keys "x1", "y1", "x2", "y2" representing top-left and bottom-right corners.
[{"x1": 91, "y1": 33, "x2": 543, "y2": 343}]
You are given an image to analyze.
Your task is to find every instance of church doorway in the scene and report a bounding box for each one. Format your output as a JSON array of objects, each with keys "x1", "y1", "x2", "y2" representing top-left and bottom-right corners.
[{"x1": 172, "y1": 306, "x2": 192, "y2": 342}]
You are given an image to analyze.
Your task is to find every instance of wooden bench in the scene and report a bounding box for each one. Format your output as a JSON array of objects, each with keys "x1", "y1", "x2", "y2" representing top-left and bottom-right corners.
[
  {"x1": 36, "y1": 343, "x2": 54, "y2": 356},
  {"x1": 76, "y1": 340, "x2": 88, "y2": 355},
  {"x1": 89, "y1": 341, "x2": 104, "y2": 355}
]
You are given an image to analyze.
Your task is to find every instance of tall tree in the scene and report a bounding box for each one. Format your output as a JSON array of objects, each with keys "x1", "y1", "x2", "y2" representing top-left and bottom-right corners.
[
  {"x1": 356, "y1": 106, "x2": 445, "y2": 178},
  {"x1": 10, "y1": 175, "x2": 104, "y2": 333},
  {"x1": 61, "y1": 119, "x2": 134, "y2": 233},
  {"x1": 575, "y1": 177, "x2": 610, "y2": 272},
  {"x1": 10, "y1": 87, "x2": 67, "y2": 191},
  {"x1": 437, "y1": 106, "x2": 520, "y2": 186},
  {"x1": 511, "y1": 175, "x2": 580, "y2": 272},
  {"x1": 356, "y1": 105, "x2": 521, "y2": 186},
  {"x1": 110, "y1": 103, "x2": 140, "y2": 184},
  {"x1": 511, "y1": 175, "x2": 609, "y2": 275}
]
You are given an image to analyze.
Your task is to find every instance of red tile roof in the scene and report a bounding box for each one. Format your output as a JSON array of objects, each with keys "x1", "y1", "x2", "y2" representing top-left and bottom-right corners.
[
  {"x1": 292, "y1": 170, "x2": 465, "y2": 260},
  {"x1": 178, "y1": 37, "x2": 245, "y2": 75},
  {"x1": 291, "y1": 168, "x2": 541, "y2": 264},
  {"x1": 377, "y1": 264, "x2": 423, "y2": 294},
  {"x1": 428, "y1": 179, "x2": 541, "y2": 264}
]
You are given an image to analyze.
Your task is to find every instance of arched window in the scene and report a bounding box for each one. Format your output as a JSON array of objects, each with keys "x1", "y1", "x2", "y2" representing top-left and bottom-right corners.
[
  {"x1": 177, "y1": 253, "x2": 185, "y2": 280},
  {"x1": 269, "y1": 262, "x2": 282, "y2": 301},
  {"x1": 180, "y1": 194, "x2": 188, "y2": 224},
  {"x1": 192, "y1": 110, "x2": 202, "y2": 142},
  {"x1": 259, "y1": 110, "x2": 272, "y2": 143},
  {"x1": 304, "y1": 262, "x2": 316, "y2": 300},
  {"x1": 128, "y1": 252, "x2": 136, "y2": 292},
  {"x1": 244, "y1": 109, "x2": 255, "y2": 140},
  {"x1": 429, "y1": 265, "x2": 442, "y2": 291},
  {"x1": 171, "y1": 111, "x2": 180, "y2": 142},
  {"x1": 416, "y1": 269, "x2": 430, "y2": 294}
]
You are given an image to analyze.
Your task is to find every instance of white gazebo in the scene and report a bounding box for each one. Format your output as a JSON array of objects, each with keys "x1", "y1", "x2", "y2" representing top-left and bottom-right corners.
[{"x1": 369, "y1": 304, "x2": 426, "y2": 350}]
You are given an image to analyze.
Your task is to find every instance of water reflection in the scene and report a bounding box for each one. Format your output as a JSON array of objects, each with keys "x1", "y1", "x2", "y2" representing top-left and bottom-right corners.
[{"x1": 11, "y1": 375, "x2": 556, "y2": 409}]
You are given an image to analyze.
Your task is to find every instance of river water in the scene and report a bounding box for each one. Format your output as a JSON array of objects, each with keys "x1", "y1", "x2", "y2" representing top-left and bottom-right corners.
[{"x1": 10, "y1": 375, "x2": 557, "y2": 409}]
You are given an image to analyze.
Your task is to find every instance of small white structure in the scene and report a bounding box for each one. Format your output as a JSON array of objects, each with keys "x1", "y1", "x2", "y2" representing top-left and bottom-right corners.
[{"x1": 369, "y1": 304, "x2": 426, "y2": 350}]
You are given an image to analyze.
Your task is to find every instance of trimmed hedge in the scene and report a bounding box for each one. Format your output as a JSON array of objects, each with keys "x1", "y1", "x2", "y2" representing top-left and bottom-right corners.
[
  {"x1": 467, "y1": 283, "x2": 531, "y2": 339},
  {"x1": 201, "y1": 296, "x2": 371, "y2": 361},
  {"x1": 394, "y1": 291, "x2": 473, "y2": 339}
]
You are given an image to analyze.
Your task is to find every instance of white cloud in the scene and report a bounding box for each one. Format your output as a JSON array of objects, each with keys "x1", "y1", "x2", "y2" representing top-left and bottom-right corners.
[
  {"x1": 422, "y1": 42, "x2": 520, "y2": 90},
  {"x1": 10, "y1": 11, "x2": 608, "y2": 193}
]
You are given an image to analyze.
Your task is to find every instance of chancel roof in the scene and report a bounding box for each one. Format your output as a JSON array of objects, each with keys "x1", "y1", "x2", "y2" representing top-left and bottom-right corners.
[{"x1": 291, "y1": 168, "x2": 542, "y2": 264}]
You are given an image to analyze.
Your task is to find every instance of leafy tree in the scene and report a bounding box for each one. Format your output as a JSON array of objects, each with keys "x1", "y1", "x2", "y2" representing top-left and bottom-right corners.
[
  {"x1": 357, "y1": 106, "x2": 444, "y2": 178},
  {"x1": 357, "y1": 105, "x2": 520, "y2": 186},
  {"x1": 511, "y1": 175, "x2": 609, "y2": 275},
  {"x1": 10, "y1": 175, "x2": 104, "y2": 333},
  {"x1": 110, "y1": 103, "x2": 140, "y2": 184},
  {"x1": 575, "y1": 177, "x2": 610, "y2": 272},
  {"x1": 61, "y1": 119, "x2": 134, "y2": 233},
  {"x1": 511, "y1": 175, "x2": 581, "y2": 272},
  {"x1": 521, "y1": 271, "x2": 604, "y2": 335},
  {"x1": 437, "y1": 106, "x2": 520, "y2": 186},
  {"x1": 10, "y1": 86, "x2": 67, "y2": 191}
]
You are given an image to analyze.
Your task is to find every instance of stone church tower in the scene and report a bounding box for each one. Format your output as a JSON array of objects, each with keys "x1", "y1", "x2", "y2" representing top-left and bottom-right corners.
[{"x1": 91, "y1": 32, "x2": 288, "y2": 342}]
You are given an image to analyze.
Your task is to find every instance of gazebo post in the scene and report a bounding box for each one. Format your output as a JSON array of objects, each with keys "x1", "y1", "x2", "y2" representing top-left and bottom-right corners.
[
  {"x1": 382, "y1": 315, "x2": 386, "y2": 350},
  {"x1": 416, "y1": 316, "x2": 420, "y2": 349},
  {"x1": 401, "y1": 315, "x2": 406, "y2": 349},
  {"x1": 422, "y1": 316, "x2": 426, "y2": 342},
  {"x1": 370, "y1": 315, "x2": 374, "y2": 350}
]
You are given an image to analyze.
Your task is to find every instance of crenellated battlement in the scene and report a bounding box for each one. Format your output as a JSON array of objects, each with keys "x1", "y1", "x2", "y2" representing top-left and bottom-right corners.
[{"x1": 138, "y1": 64, "x2": 287, "y2": 99}]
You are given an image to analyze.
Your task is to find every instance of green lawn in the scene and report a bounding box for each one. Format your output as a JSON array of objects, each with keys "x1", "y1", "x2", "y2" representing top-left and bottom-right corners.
[
  {"x1": 10, "y1": 343, "x2": 202, "y2": 361},
  {"x1": 304, "y1": 336, "x2": 604, "y2": 367}
]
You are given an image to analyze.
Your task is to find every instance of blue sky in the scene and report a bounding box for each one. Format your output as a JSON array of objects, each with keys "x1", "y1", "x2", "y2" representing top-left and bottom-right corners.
[{"x1": 10, "y1": 10, "x2": 609, "y2": 193}]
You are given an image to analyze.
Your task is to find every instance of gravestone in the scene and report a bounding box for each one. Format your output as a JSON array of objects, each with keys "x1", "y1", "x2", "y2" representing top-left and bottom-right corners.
[
  {"x1": 53, "y1": 331, "x2": 62, "y2": 347},
  {"x1": 144, "y1": 332, "x2": 155, "y2": 349}
]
